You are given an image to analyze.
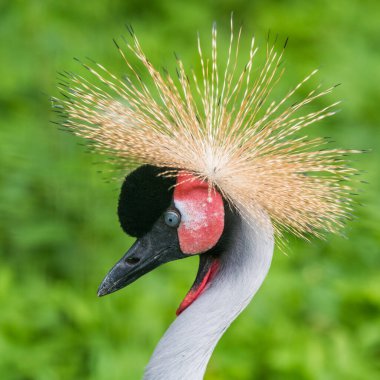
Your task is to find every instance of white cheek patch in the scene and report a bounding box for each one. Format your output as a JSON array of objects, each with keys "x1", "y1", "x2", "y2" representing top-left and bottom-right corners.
[{"x1": 174, "y1": 199, "x2": 209, "y2": 231}]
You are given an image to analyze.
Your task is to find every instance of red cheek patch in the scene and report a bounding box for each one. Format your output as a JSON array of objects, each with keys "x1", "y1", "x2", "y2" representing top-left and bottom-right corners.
[{"x1": 173, "y1": 173, "x2": 224, "y2": 255}]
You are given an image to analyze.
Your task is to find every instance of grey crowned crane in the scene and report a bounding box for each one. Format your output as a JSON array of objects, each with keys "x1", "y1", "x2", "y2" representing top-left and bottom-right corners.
[{"x1": 56, "y1": 21, "x2": 358, "y2": 380}]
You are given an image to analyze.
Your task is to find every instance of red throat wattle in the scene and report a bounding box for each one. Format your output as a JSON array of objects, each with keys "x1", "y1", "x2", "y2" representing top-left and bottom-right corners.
[
  {"x1": 176, "y1": 258, "x2": 220, "y2": 315},
  {"x1": 173, "y1": 172, "x2": 224, "y2": 315}
]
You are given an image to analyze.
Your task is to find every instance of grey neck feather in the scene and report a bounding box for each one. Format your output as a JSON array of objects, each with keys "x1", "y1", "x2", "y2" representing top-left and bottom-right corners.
[{"x1": 144, "y1": 213, "x2": 274, "y2": 380}]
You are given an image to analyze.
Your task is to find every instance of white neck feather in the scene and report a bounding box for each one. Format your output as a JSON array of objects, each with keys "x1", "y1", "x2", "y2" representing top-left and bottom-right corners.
[{"x1": 144, "y1": 213, "x2": 274, "y2": 380}]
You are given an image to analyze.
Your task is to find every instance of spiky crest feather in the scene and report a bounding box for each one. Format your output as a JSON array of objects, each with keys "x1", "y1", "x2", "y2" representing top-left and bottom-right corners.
[{"x1": 55, "y1": 20, "x2": 358, "y2": 239}]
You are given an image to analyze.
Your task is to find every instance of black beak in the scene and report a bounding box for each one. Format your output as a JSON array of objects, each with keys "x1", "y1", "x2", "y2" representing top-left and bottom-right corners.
[{"x1": 97, "y1": 216, "x2": 185, "y2": 297}]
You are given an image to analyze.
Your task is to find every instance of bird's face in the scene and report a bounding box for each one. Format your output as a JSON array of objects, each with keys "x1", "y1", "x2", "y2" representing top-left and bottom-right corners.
[{"x1": 97, "y1": 165, "x2": 225, "y2": 314}]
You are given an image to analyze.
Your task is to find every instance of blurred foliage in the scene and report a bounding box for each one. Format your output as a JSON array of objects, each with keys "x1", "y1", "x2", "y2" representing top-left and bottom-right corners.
[{"x1": 0, "y1": 0, "x2": 379, "y2": 379}]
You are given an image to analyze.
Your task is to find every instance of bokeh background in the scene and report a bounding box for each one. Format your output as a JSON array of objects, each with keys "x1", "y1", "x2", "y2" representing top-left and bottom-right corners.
[{"x1": 1, "y1": 1, "x2": 379, "y2": 379}]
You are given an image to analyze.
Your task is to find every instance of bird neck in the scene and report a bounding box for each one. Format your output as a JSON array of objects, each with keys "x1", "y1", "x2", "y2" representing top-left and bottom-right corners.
[{"x1": 143, "y1": 212, "x2": 274, "y2": 380}]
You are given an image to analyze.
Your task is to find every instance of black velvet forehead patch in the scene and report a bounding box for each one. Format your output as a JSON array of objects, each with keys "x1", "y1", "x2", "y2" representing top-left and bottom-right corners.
[{"x1": 118, "y1": 165, "x2": 176, "y2": 238}]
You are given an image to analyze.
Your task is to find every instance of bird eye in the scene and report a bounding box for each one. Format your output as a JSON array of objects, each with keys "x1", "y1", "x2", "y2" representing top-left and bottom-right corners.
[{"x1": 164, "y1": 209, "x2": 181, "y2": 228}]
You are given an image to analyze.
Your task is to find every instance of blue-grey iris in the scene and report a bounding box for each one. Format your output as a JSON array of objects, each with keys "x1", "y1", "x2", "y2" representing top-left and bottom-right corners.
[{"x1": 164, "y1": 209, "x2": 181, "y2": 228}]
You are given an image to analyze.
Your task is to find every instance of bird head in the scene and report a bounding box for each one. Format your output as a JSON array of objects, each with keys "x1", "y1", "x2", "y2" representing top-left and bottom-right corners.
[
  {"x1": 57, "y1": 22, "x2": 359, "y2": 316},
  {"x1": 97, "y1": 165, "x2": 226, "y2": 315}
]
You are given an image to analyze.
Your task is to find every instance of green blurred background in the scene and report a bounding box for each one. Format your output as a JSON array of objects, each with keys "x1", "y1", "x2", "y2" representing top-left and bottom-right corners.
[{"x1": 1, "y1": 1, "x2": 379, "y2": 379}]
